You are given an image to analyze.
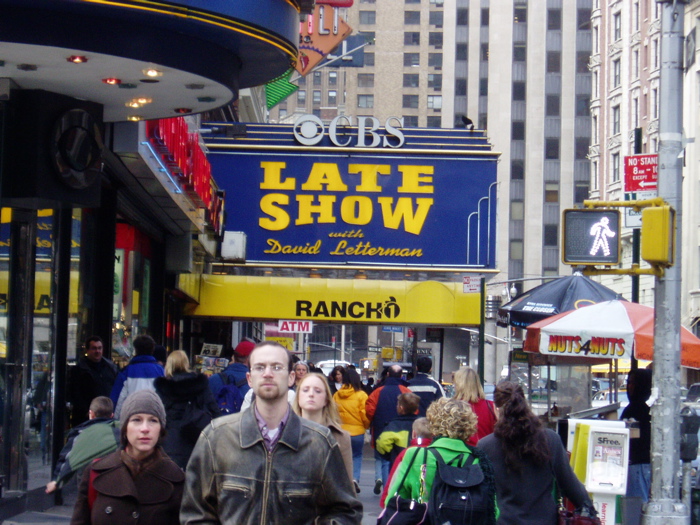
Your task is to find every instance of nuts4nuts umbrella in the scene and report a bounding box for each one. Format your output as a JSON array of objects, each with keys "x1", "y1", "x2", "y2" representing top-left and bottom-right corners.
[{"x1": 523, "y1": 299, "x2": 700, "y2": 369}]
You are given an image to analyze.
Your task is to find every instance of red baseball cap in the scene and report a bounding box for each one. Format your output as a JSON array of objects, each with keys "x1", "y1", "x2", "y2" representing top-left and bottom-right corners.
[{"x1": 234, "y1": 340, "x2": 255, "y2": 357}]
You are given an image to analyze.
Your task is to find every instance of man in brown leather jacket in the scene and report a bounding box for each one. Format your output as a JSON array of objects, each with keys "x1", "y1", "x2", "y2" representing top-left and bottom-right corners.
[{"x1": 180, "y1": 341, "x2": 362, "y2": 525}]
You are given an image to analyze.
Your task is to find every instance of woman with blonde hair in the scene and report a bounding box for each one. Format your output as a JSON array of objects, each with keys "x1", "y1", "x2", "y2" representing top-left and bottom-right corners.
[
  {"x1": 154, "y1": 350, "x2": 220, "y2": 468},
  {"x1": 333, "y1": 367, "x2": 370, "y2": 489},
  {"x1": 453, "y1": 366, "x2": 497, "y2": 445},
  {"x1": 382, "y1": 398, "x2": 498, "y2": 524},
  {"x1": 292, "y1": 373, "x2": 355, "y2": 489}
]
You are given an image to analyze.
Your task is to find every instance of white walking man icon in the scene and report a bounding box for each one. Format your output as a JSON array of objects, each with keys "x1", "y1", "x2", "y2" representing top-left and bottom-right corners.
[{"x1": 589, "y1": 217, "x2": 616, "y2": 257}]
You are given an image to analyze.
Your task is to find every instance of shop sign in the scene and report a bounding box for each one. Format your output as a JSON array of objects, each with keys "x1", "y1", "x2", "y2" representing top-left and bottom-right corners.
[
  {"x1": 209, "y1": 137, "x2": 498, "y2": 268},
  {"x1": 278, "y1": 320, "x2": 314, "y2": 333},
  {"x1": 296, "y1": 297, "x2": 400, "y2": 320},
  {"x1": 541, "y1": 334, "x2": 629, "y2": 358},
  {"x1": 297, "y1": 4, "x2": 352, "y2": 75}
]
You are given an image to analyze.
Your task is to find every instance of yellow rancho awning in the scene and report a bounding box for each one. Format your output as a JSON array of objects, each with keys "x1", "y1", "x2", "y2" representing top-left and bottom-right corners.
[{"x1": 181, "y1": 274, "x2": 482, "y2": 325}]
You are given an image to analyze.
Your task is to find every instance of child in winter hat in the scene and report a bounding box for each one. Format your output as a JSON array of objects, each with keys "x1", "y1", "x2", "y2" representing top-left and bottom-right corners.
[{"x1": 119, "y1": 390, "x2": 167, "y2": 448}]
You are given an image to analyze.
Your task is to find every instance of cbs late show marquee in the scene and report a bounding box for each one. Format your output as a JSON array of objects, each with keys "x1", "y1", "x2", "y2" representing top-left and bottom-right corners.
[{"x1": 205, "y1": 117, "x2": 499, "y2": 269}]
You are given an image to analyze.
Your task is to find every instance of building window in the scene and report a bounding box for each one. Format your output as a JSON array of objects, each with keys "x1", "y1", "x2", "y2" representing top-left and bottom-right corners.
[
  {"x1": 632, "y1": 49, "x2": 639, "y2": 78},
  {"x1": 612, "y1": 153, "x2": 620, "y2": 182},
  {"x1": 428, "y1": 74, "x2": 442, "y2": 90},
  {"x1": 613, "y1": 59, "x2": 621, "y2": 87},
  {"x1": 481, "y1": 8, "x2": 489, "y2": 26},
  {"x1": 592, "y1": 160, "x2": 599, "y2": 190},
  {"x1": 457, "y1": 8, "x2": 468, "y2": 25},
  {"x1": 479, "y1": 114, "x2": 488, "y2": 130},
  {"x1": 577, "y1": 52, "x2": 590, "y2": 73},
  {"x1": 547, "y1": 51, "x2": 561, "y2": 73},
  {"x1": 430, "y1": 11, "x2": 443, "y2": 26},
  {"x1": 405, "y1": 0, "x2": 420, "y2": 3},
  {"x1": 613, "y1": 12, "x2": 621, "y2": 40},
  {"x1": 360, "y1": 31, "x2": 375, "y2": 44},
  {"x1": 511, "y1": 200, "x2": 524, "y2": 219},
  {"x1": 546, "y1": 95, "x2": 560, "y2": 116},
  {"x1": 404, "y1": 115, "x2": 419, "y2": 127},
  {"x1": 313, "y1": 71, "x2": 322, "y2": 85},
  {"x1": 479, "y1": 78, "x2": 488, "y2": 96},
  {"x1": 633, "y1": 1, "x2": 640, "y2": 31},
  {"x1": 279, "y1": 108, "x2": 287, "y2": 118},
  {"x1": 329, "y1": 71, "x2": 337, "y2": 85},
  {"x1": 575, "y1": 138, "x2": 590, "y2": 160},
  {"x1": 403, "y1": 74, "x2": 419, "y2": 87},
  {"x1": 429, "y1": 53, "x2": 443, "y2": 68},
  {"x1": 328, "y1": 91, "x2": 337, "y2": 105},
  {"x1": 544, "y1": 225, "x2": 558, "y2": 246},
  {"x1": 593, "y1": 26, "x2": 599, "y2": 53},
  {"x1": 456, "y1": 43, "x2": 468, "y2": 60},
  {"x1": 545, "y1": 183, "x2": 559, "y2": 202},
  {"x1": 578, "y1": 8, "x2": 592, "y2": 30},
  {"x1": 514, "y1": 6, "x2": 527, "y2": 23},
  {"x1": 427, "y1": 116, "x2": 441, "y2": 127},
  {"x1": 297, "y1": 90, "x2": 306, "y2": 104},
  {"x1": 297, "y1": 76, "x2": 306, "y2": 86},
  {"x1": 652, "y1": 88, "x2": 658, "y2": 119},
  {"x1": 405, "y1": 11, "x2": 420, "y2": 24},
  {"x1": 574, "y1": 183, "x2": 589, "y2": 204},
  {"x1": 653, "y1": 38, "x2": 659, "y2": 69},
  {"x1": 365, "y1": 53, "x2": 375, "y2": 66},
  {"x1": 510, "y1": 241, "x2": 524, "y2": 260},
  {"x1": 358, "y1": 94, "x2": 374, "y2": 108},
  {"x1": 612, "y1": 105, "x2": 620, "y2": 134},
  {"x1": 481, "y1": 44, "x2": 489, "y2": 61},
  {"x1": 455, "y1": 77, "x2": 466, "y2": 95},
  {"x1": 427, "y1": 95, "x2": 442, "y2": 109},
  {"x1": 593, "y1": 70, "x2": 598, "y2": 98},
  {"x1": 313, "y1": 90, "x2": 321, "y2": 104},
  {"x1": 576, "y1": 96, "x2": 590, "y2": 116},
  {"x1": 545, "y1": 138, "x2": 560, "y2": 159},
  {"x1": 632, "y1": 97, "x2": 639, "y2": 127},
  {"x1": 547, "y1": 9, "x2": 561, "y2": 30},
  {"x1": 404, "y1": 53, "x2": 420, "y2": 67},
  {"x1": 358, "y1": 73, "x2": 374, "y2": 87},
  {"x1": 592, "y1": 115, "x2": 598, "y2": 143},
  {"x1": 514, "y1": 44, "x2": 526, "y2": 62},
  {"x1": 511, "y1": 160, "x2": 524, "y2": 180},
  {"x1": 513, "y1": 82, "x2": 526, "y2": 101},
  {"x1": 404, "y1": 32, "x2": 420, "y2": 45},
  {"x1": 360, "y1": 11, "x2": 376, "y2": 24},
  {"x1": 429, "y1": 32, "x2": 443, "y2": 47},
  {"x1": 512, "y1": 121, "x2": 525, "y2": 140},
  {"x1": 403, "y1": 94, "x2": 419, "y2": 108}
]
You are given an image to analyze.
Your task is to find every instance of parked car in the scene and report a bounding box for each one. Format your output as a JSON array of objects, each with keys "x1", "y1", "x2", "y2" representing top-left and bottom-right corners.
[
  {"x1": 592, "y1": 378, "x2": 610, "y2": 394},
  {"x1": 686, "y1": 383, "x2": 700, "y2": 403}
]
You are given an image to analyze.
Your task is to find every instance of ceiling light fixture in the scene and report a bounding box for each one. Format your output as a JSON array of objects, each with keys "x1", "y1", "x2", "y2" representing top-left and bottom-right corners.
[
  {"x1": 67, "y1": 55, "x2": 88, "y2": 64},
  {"x1": 118, "y1": 83, "x2": 137, "y2": 89},
  {"x1": 185, "y1": 83, "x2": 205, "y2": 90},
  {"x1": 139, "y1": 79, "x2": 160, "y2": 84},
  {"x1": 197, "y1": 96, "x2": 216, "y2": 103},
  {"x1": 125, "y1": 100, "x2": 142, "y2": 108},
  {"x1": 142, "y1": 68, "x2": 162, "y2": 78},
  {"x1": 102, "y1": 78, "x2": 121, "y2": 85},
  {"x1": 174, "y1": 108, "x2": 192, "y2": 114},
  {"x1": 127, "y1": 115, "x2": 143, "y2": 122},
  {"x1": 135, "y1": 97, "x2": 152, "y2": 105},
  {"x1": 17, "y1": 64, "x2": 38, "y2": 71}
]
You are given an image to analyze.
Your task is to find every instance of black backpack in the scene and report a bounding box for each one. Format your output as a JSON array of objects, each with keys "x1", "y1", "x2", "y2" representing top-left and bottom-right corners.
[{"x1": 427, "y1": 446, "x2": 497, "y2": 525}]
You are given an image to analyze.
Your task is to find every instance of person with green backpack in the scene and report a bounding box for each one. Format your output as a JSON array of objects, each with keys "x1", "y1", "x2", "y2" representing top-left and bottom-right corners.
[{"x1": 381, "y1": 397, "x2": 499, "y2": 525}]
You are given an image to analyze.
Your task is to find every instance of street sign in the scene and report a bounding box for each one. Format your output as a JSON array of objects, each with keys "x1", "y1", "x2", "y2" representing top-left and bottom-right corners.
[
  {"x1": 463, "y1": 276, "x2": 481, "y2": 293},
  {"x1": 624, "y1": 190, "x2": 657, "y2": 228},
  {"x1": 624, "y1": 154, "x2": 658, "y2": 192},
  {"x1": 562, "y1": 209, "x2": 621, "y2": 265}
]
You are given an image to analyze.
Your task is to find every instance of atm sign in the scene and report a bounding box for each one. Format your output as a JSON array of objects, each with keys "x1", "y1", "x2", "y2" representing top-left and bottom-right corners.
[{"x1": 278, "y1": 320, "x2": 314, "y2": 333}]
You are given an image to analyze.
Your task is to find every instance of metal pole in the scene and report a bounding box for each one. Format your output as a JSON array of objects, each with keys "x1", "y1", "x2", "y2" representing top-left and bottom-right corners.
[
  {"x1": 631, "y1": 128, "x2": 642, "y2": 372},
  {"x1": 642, "y1": 1, "x2": 687, "y2": 523},
  {"x1": 478, "y1": 277, "x2": 485, "y2": 386}
]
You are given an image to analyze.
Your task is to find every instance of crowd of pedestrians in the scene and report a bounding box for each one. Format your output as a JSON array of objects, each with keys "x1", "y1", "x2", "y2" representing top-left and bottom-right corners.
[{"x1": 60, "y1": 335, "x2": 609, "y2": 524}]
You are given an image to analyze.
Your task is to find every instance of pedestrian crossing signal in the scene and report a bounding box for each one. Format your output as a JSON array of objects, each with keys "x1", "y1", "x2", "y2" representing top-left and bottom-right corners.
[{"x1": 562, "y1": 209, "x2": 621, "y2": 265}]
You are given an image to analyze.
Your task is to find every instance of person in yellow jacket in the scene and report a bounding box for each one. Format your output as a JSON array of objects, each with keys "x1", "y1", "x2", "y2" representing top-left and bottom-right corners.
[{"x1": 333, "y1": 368, "x2": 370, "y2": 490}]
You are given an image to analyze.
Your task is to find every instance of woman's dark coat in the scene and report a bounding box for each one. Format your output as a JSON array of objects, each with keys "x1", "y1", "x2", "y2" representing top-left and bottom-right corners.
[
  {"x1": 70, "y1": 449, "x2": 184, "y2": 525},
  {"x1": 154, "y1": 372, "x2": 221, "y2": 469}
]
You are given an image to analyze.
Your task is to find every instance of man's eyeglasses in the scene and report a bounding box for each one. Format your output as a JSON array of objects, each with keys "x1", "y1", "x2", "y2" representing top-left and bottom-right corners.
[{"x1": 251, "y1": 364, "x2": 288, "y2": 374}]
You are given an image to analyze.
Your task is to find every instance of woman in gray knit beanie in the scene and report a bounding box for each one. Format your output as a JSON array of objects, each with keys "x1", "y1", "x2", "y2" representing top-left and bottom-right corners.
[{"x1": 71, "y1": 389, "x2": 184, "y2": 525}]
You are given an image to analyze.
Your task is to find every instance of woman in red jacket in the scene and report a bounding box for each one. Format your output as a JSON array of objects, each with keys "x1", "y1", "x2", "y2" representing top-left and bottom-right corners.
[{"x1": 453, "y1": 366, "x2": 497, "y2": 445}]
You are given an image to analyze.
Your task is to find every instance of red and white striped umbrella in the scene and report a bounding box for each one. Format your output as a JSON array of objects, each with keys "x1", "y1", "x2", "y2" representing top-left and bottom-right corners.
[{"x1": 524, "y1": 300, "x2": 700, "y2": 369}]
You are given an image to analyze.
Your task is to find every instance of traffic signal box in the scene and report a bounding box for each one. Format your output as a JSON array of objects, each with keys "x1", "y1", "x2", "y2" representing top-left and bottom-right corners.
[
  {"x1": 562, "y1": 209, "x2": 621, "y2": 265},
  {"x1": 641, "y1": 205, "x2": 674, "y2": 266}
]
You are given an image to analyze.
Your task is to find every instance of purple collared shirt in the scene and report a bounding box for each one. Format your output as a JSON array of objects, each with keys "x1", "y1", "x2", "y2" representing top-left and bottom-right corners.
[{"x1": 254, "y1": 404, "x2": 290, "y2": 451}]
